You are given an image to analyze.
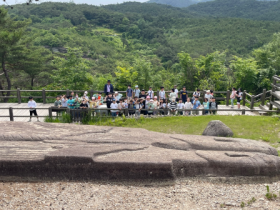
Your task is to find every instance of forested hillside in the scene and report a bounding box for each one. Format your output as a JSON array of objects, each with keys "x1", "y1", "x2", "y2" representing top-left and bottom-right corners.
[
  {"x1": 147, "y1": 0, "x2": 213, "y2": 8},
  {"x1": 187, "y1": 0, "x2": 280, "y2": 21},
  {"x1": 1, "y1": 2, "x2": 280, "y2": 101}
]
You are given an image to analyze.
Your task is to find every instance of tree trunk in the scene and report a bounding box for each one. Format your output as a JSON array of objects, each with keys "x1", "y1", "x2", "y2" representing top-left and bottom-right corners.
[
  {"x1": 2, "y1": 53, "x2": 11, "y2": 102},
  {"x1": 31, "y1": 77, "x2": 34, "y2": 90}
]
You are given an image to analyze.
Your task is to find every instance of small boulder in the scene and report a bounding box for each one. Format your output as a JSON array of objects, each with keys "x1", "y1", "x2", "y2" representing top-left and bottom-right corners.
[{"x1": 202, "y1": 120, "x2": 233, "y2": 137}]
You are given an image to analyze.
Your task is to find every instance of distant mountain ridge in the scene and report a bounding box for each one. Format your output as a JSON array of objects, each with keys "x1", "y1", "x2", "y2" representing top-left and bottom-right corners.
[{"x1": 147, "y1": 0, "x2": 214, "y2": 8}]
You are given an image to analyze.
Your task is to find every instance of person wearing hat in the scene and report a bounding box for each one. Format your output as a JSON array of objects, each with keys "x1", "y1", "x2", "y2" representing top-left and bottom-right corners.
[
  {"x1": 134, "y1": 85, "x2": 140, "y2": 98},
  {"x1": 147, "y1": 99, "x2": 155, "y2": 116},
  {"x1": 27, "y1": 96, "x2": 39, "y2": 122},
  {"x1": 204, "y1": 90, "x2": 213, "y2": 102},
  {"x1": 104, "y1": 80, "x2": 114, "y2": 96},
  {"x1": 147, "y1": 86, "x2": 154, "y2": 99},
  {"x1": 114, "y1": 91, "x2": 122, "y2": 103}
]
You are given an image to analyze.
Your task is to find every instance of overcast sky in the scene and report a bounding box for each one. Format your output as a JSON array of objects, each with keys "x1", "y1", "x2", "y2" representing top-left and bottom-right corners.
[{"x1": 1, "y1": 0, "x2": 148, "y2": 6}]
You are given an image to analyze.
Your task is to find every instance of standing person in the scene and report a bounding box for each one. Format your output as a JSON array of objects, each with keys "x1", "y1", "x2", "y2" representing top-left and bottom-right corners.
[
  {"x1": 209, "y1": 97, "x2": 218, "y2": 115},
  {"x1": 236, "y1": 88, "x2": 243, "y2": 109},
  {"x1": 114, "y1": 92, "x2": 122, "y2": 103},
  {"x1": 180, "y1": 86, "x2": 188, "y2": 104},
  {"x1": 104, "y1": 80, "x2": 114, "y2": 96},
  {"x1": 192, "y1": 96, "x2": 201, "y2": 116},
  {"x1": 61, "y1": 95, "x2": 68, "y2": 108},
  {"x1": 135, "y1": 99, "x2": 143, "y2": 118},
  {"x1": 147, "y1": 87, "x2": 154, "y2": 99},
  {"x1": 184, "y1": 98, "x2": 192, "y2": 116},
  {"x1": 153, "y1": 96, "x2": 159, "y2": 115},
  {"x1": 80, "y1": 100, "x2": 89, "y2": 109},
  {"x1": 169, "y1": 89, "x2": 177, "y2": 102},
  {"x1": 192, "y1": 89, "x2": 201, "y2": 104},
  {"x1": 67, "y1": 95, "x2": 76, "y2": 109},
  {"x1": 139, "y1": 89, "x2": 147, "y2": 114},
  {"x1": 177, "y1": 99, "x2": 184, "y2": 115},
  {"x1": 128, "y1": 100, "x2": 135, "y2": 116},
  {"x1": 230, "y1": 87, "x2": 237, "y2": 108},
  {"x1": 159, "y1": 86, "x2": 166, "y2": 101},
  {"x1": 134, "y1": 85, "x2": 141, "y2": 98},
  {"x1": 169, "y1": 98, "x2": 177, "y2": 115},
  {"x1": 28, "y1": 96, "x2": 39, "y2": 122},
  {"x1": 203, "y1": 98, "x2": 209, "y2": 115},
  {"x1": 54, "y1": 96, "x2": 62, "y2": 108},
  {"x1": 174, "y1": 85, "x2": 179, "y2": 101},
  {"x1": 110, "y1": 99, "x2": 119, "y2": 117},
  {"x1": 105, "y1": 93, "x2": 113, "y2": 114},
  {"x1": 70, "y1": 91, "x2": 75, "y2": 98},
  {"x1": 83, "y1": 91, "x2": 89, "y2": 100},
  {"x1": 147, "y1": 100, "x2": 154, "y2": 116},
  {"x1": 126, "y1": 85, "x2": 133, "y2": 101},
  {"x1": 204, "y1": 90, "x2": 213, "y2": 102}
]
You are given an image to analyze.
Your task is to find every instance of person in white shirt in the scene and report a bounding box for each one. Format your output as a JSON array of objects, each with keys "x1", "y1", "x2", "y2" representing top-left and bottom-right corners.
[
  {"x1": 174, "y1": 85, "x2": 179, "y2": 99},
  {"x1": 169, "y1": 89, "x2": 177, "y2": 102},
  {"x1": 159, "y1": 86, "x2": 166, "y2": 100},
  {"x1": 110, "y1": 99, "x2": 119, "y2": 117},
  {"x1": 230, "y1": 87, "x2": 237, "y2": 108},
  {"x1": 147, "y1": 87, "x2": 154, "y2": 99},
  {"x1": 177, "y1": 99, "x2": 184, "y2": 115},
  {"x1": 28, "y1": 96, "x2": 39, "y2": 122},
  {"x1": 204, "y1": 90, "x2": 213, "y2": 102},
  {"x1": 184, "y1": 97, "x2": 193, "y2": 116}
]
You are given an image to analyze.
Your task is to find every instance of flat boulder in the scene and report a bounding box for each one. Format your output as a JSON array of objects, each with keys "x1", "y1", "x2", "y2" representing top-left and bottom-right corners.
[{"x1": 202, "y1": 120, "x2": 233, "y2": 137}]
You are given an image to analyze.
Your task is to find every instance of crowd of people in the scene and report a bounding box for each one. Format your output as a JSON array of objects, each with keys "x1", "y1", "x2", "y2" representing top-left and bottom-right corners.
[{"x1": 26, "y1": 80, "x2": 243, "y2": 120}]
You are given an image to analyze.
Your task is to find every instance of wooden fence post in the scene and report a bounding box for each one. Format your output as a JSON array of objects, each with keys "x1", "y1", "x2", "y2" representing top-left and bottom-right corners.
[
  {"x1": 66, "y1": 89, "x2": 70, "y2": 96},
  {"x1": 48, "y1": 107, "x2": 52, "y2": 118},
  {"x1": 261, "y1": 89, "x2": 266, "y2": 106},
  {"x1": 226, "y1": 90, "x2": 230, "y2": 106},
  {"x1": 242, "y1": 109, "x2": 245, "y2": 115},
  {"x1": 9, "y1": 107, "x2": 14, "y2": 121},
  {"x1": 17, "y1": 88, "x2": 21, "y2": 104},
  {"x1": 42, "y1": 89, "x2": 46, "y2": 104},
  {"x1": 157, "y1": 91, "x2": 159, "y2": 101},
  {"x1": 242, "y1": 90, "x2": 246, "y2": 107},
  {"x1": 250, "y1": 96, "x2": 255, "y2": 110}
]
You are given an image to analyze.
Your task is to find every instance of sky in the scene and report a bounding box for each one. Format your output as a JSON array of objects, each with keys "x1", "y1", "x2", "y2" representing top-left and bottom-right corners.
[{"x1": 1, "y1": 0, "x2": 147, "y2": 6}]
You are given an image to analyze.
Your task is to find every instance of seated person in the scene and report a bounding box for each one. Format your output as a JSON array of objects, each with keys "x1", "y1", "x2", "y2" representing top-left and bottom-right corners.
[{"x1": 54, "y1": 96, "x2": 62, "y2": 108}]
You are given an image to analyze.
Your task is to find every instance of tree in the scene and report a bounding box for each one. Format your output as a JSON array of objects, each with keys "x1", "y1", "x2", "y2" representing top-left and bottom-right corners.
[
  {"x1": 115, "y1": 66, "x2": 138, "y2": 90},
  {"x1": 49, "y1": 48, "x2": 93, "y2": 90},
  {"x1": 0, "y1": 7, "x2": 31, "y2": 101}
]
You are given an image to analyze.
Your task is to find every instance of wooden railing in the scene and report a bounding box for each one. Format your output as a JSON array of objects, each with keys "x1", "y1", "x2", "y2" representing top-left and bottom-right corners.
[
  {"x1": 0, "y1": 88, "x2": 276, "y2": 110},
  {"x1": 269, "y1": 75, "x2": 280, "y2": 110},
  {"x1": 0, "y1": 107, "x2": 279, "y2": 122}
]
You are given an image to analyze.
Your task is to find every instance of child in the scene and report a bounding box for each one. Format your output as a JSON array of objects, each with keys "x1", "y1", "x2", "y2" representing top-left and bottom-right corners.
[
  {"x1": 209, "y1": 97, "x2": 218, "y2": 115},
  {"x1": 230, "y1": 87, "x2": 237, "y2": 108},
  {"x1": 203, "y1": 98, "x2": 209, "y2": 115},
  {"x1": 61, "y1": 95, "x2": 68, "y2": 107},
  {"x1": 67, "y1": 95, "x2": 76, "y2": 109},
  {"x1": 177, "y1": 99, "x2": 184, "y2": 115},
  {"x1": 114, "y1": 91, "x2": 122, "y2": 103},
  {"x1": 169, "y1": 98, "x2": 177, "y2": 115},
  {"x1": 147, "y1": 100, "x2": 154, "y2": 116},
  {"x1": 204, "y1": 90, "x2": 213, "y2": 102},
  {"x1": 135, "y1": 99, "x2": 143, "y2": 118},
  {"x1": 180, "y1": 86, "x2": 188, "y2": 104},
  {"x1": 134, "y1": 85, "x2": 141, "y2": 98},
  {"x1": 236, "y1": 88, "x2": 243, "y2": 109},
  {"x1": 110, "y1": 99, "x2": 119, "y2": 117},
  {"x1": 153, "y1": 96, "x2": 159, "y2": 115},
  {"x1": 54, "y1": 96, "x2": 62, "y2": 108},
  {"x1": 169, "y1": 89, "x2": 177, "y2": 102},
  {"x1": 118, "y1": 99, "x2": 125, "y2": 116},
  {"x1": 192, "y1": 96, "x2": 201, "y2": 116},
  {"x1": 128, "y1": 100, "x2": 135, "y2": 116},
  {"x1": 174, "y1": 85, "x2": 179, "y2": 100},
  {"x1": 192, "y1": 89, "x2": 200, "y2": 104},
  {"x1": 105, "y1": 93, "x2": 113, "y2": 114},
  {"x1": 28, "y1": 96, "x2": 39, "y2": 122},
  {"x1": 147, "y1": 86, "x2": 154, "y2": 99},
  {"x1": 184, "y1": 97, "x2": 192, "y2": 116},
  {"x1": 126, "y1": 85, "x2": 133, "y2": 101},
  {"x1": 80, "y1": 100, "x2": 89, "y2": 109},
  {"x1": 159, "y1": 86, "x2": 166, "y2": 100}
]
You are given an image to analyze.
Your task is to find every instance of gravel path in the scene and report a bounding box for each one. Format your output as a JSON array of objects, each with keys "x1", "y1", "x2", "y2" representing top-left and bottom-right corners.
[{"x1": 1, "y1": 178, "x2": 280, "y2": 210}]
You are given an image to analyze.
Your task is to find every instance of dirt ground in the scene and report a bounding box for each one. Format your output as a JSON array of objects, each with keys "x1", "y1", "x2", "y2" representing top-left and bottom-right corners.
[{"x1": 1, "y1": 177, "x2": 280, "y2": 210}]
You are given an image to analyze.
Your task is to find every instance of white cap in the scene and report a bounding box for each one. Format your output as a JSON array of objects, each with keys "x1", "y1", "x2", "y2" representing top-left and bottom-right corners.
[
  {"x1": 84, "y1": 91, "x2": 88, "y2": 94},
  {"x1": 115, "y1": 91, "x2": 118, "y2": 94},
  {"x1": 135, "y1": 85, "x2": 138, "y2": 88}
]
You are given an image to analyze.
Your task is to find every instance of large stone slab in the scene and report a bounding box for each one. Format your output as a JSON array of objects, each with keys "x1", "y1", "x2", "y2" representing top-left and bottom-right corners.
[{"x1": 0, "y1": 121, "x2": 279, "y2": 180}]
